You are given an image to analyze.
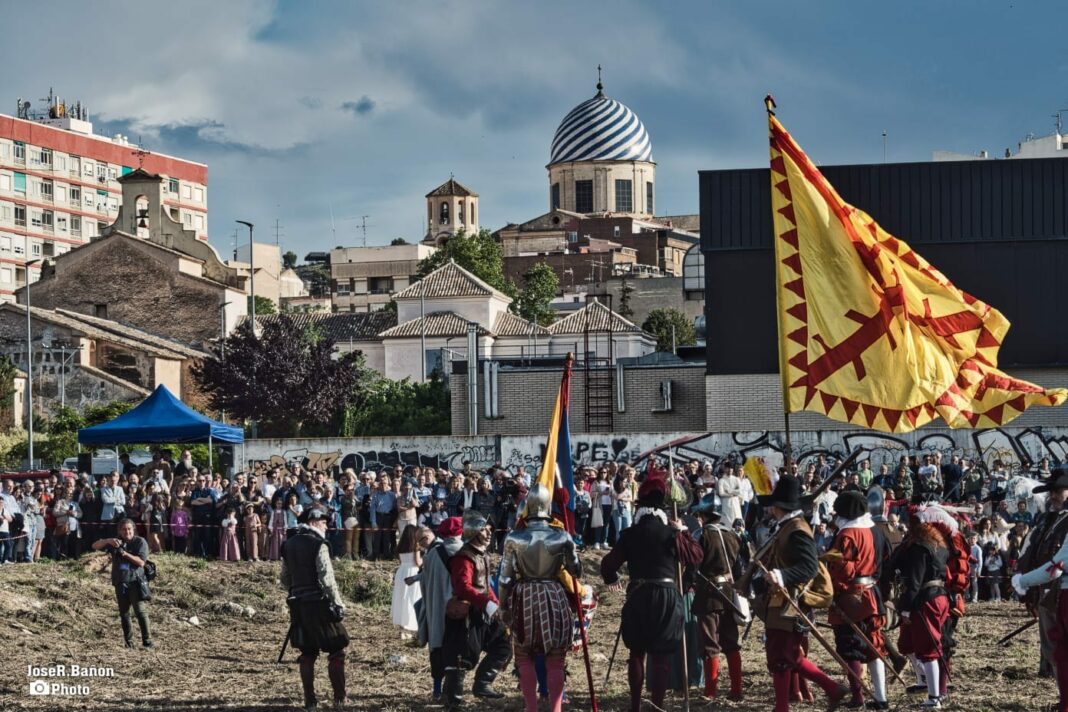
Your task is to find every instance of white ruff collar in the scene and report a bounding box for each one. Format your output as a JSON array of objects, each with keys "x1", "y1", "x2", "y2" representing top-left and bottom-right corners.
[
  {"x1": 635, "y1": 507, "x2": 668, "y2": 525},
  {"x1": 836, "y1": 513, "x2": 875, "y2": 530}
]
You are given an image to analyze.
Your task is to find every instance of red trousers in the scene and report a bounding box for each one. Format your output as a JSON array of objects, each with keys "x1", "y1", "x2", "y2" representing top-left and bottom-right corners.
[{"x1": 897, "y1": 596, "x2": 949, "y2": 662}]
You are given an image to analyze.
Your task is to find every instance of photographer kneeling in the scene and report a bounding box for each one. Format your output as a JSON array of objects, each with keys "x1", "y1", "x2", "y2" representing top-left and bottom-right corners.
[{"x1": 92, "y1": 518, "x2": 153, "y2": 649}]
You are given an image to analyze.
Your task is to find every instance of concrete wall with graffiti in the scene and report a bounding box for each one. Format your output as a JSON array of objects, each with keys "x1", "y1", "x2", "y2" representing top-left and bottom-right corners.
[{"x1": 244, "y1": 426, "x2": 1068, "y2": 477}]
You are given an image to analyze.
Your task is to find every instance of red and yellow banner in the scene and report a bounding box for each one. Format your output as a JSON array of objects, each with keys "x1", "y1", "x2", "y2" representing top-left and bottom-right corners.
[{"x1": 769, "y1": 106, "x2": 1066, "y2": 432}]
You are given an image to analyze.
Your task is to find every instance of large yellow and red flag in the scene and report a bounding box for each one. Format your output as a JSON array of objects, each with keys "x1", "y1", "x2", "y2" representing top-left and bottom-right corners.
[{"x1": 768, "y1": 101, "x2": 1066, "y2": 432}]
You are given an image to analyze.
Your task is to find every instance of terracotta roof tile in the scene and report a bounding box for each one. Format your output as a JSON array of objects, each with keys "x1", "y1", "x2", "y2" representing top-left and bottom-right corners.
[
  {"x1": 493, "y1": 311, "x2": 550, "y2": 336},
  {"x1": 393, "y1": 261, "x2": 508, "y2": 300},
  {"x1": 425, "y1": 178, "x2": 478, "y2": 198},
  {"x1": 379, "y1": 311, "x2": 491, "y2": 339},
  {"x1": 547, "y1": 300, "x2": 645, "y2": 335},
  {"x1": 253, "y1": 312, "x2": 395, "y2": 342}
]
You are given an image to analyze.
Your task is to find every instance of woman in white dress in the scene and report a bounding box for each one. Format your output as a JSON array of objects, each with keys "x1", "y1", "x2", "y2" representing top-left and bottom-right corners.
[{"x1": 391, "y1": 524, "x2": 425, "y2": 639}]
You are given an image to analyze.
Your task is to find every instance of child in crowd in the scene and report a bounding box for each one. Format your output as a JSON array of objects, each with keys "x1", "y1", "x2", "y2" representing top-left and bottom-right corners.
[
  {"x1": 170, "y1": 497, "x2": 190, "y2": 554},
  {"x1": 267, "y1": 499, "x2": 287, "y2": 561},
  {"x1": 966, "y1": 530, "x2": 982, "y2": 603},
  {"x1": 391, "y1": 524, "x2": 424, "y2": 640},
  {"x1": 982, "y1": 541, "x2": 1005, "y2": 602},
  {"x1": 423, "y1": 498, "x2": 447, "y2": 530},
  {"x1": 242, "y1": 503, "x2": 261, "y2": 562},
  {"x1": 219, "y1": 506, "x2": 241, "y2": 562},
  {"x1": 258, "y1": 509, "x2": 270, "y2": 560}
]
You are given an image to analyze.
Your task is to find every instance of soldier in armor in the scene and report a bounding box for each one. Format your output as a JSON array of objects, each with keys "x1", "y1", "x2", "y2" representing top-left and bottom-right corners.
[
  {"x1": 280, "y1": 507, "x2": 350, "y2": 710},
  {"x1": 742, "y1": 474, "x2": 849, "y2": 712},
  {"x1": 1012, "y1": 469, "x2": 1068, "y2": 712},
  {"x1": 692, "y1": 494, "x2": 745, "y2": 701},
  {"x1": 499, "y1": 483, "x2": 582, "y2": 712},
  {"x1": 823, "y1": 490, "x2": 889, "y2": 710},
  {"x1": 601, "y1": 473, "x2": 703, "y2": 712},
  {"x1": 1014, "y1": 467, "x2": 1068, "y2": 678},
  {"x1": 868, "y1": 485, "x2": 908, "y2": 675},
  {"x1": 890, "y1": 505, "x2": 953, "y2": 709},
  {"x1": 441, "y1": 510, "x2": 512, "y2": 710}
]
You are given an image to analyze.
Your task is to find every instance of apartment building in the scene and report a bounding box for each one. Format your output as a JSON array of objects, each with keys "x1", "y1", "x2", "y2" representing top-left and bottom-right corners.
[
  {"x1": 0, "y1": 93, "x2": 208, "y2": 300},
  {"x1": 330, "y1": 243, "x2": 435, "y2": 312}
]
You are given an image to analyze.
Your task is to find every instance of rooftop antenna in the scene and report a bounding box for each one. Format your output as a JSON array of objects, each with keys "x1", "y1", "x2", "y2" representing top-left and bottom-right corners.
[
  {"x1": 1055, "y1": 109, "x2": 1068, "y2": 136},
  {"x1": 273, "y1": 218, "x2": 283, "y2": 247},
  {"x1": 596, "y1": 64, "x2": 604, "y2": 96},
  {"x1": 361, "y1": 215, "x2": 369, "y2": 247}
]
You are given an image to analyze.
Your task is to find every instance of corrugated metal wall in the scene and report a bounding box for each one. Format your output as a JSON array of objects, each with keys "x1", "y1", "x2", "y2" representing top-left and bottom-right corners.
[{"x1": 700, "y1": 158, "x2": 1068, "y2": 374}]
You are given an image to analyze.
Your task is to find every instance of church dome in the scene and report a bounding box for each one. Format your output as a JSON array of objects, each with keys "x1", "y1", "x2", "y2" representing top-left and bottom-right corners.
[{"x1": 549, "y1": 83, "x2": 653, "y2": 165}]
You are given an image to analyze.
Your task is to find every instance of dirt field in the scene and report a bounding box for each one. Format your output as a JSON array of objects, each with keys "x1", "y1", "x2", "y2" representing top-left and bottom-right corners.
[{"x1": 0, "y1": 552, "x2": 1054, "y2": 711}]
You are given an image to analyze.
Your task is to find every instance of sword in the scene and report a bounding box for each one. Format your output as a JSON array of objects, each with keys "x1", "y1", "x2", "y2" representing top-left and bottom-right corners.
[
  {"x1": 828, "y1": 600, "x2": 909, "y2": 689},
  {"x1": 755, "y1": 561, "x2": 874, "y2": 699},
  {"x1": 603, "y1": 619, "x2": 624, "y2": 692},
  {"x1": 277, "y1": 622, "x2": 294, "y2": 664},
  {"x1": 998, "y1": 617, "x2": 1038, "y2": 646}
]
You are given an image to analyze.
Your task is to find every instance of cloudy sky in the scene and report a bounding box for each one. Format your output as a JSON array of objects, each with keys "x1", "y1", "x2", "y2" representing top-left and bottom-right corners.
[{"x1": 2, "y1": 1, "x2": 1062, "y2": 257}]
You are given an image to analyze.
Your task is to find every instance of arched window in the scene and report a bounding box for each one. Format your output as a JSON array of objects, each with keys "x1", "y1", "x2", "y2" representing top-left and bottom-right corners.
[
  {"x1": 470, "y1": 202, "x2": 475, "y2": 225},
  {"x1": 440, "y1": 202, "x2": 449, "y2": 225},
  {"x1": 428, "y1": 203, "x2": 432, "y2": 226},
  {"x1": 458, "y1": 201, "x2": 465, "y2": 224}
]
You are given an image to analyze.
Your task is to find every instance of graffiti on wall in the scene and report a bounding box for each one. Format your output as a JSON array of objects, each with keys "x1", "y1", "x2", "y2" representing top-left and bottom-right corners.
[{"x1": 245, "y1": 437, "x2": 498, "y2": 475}]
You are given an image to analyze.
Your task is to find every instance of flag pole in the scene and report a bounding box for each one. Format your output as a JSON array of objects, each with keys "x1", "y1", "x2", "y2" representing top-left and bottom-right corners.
[
  {"x1": 766, "y1": 93, "x2": 794, "y2": 475},
  {"x1": 667, "y1": 451, "x2": 692, "y2": 712}
]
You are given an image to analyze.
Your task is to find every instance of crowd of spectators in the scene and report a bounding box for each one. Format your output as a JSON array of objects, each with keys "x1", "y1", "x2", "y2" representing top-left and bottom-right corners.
[{"x1": 0, "y1": 444, "x2": 1054, "y2": 601}]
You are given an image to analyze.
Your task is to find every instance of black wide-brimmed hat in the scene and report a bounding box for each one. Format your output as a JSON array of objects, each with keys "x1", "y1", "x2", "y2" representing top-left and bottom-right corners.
[
  {"x1": 757, "y1": 474, "x2": 803, "y2": 511},
  {"x1": 1034, "y1": 467, "x2": 1068, "y2": 494},
  {"x1": 833, "y1": 491, "x2": 867, "y2": 520}
]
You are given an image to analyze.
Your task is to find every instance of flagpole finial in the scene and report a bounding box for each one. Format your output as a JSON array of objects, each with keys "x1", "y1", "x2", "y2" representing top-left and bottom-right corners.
[{"x1": 764, "y1": 94, "x2": 777, "y2": 115}]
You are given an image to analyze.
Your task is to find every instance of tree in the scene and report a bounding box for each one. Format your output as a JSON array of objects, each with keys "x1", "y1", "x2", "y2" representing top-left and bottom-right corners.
[
  {"x1": 0, "y1": 355, "x2": 17, "y2": 410},
  {"x1": 283, "y1": 251, "x2": 298, "y2": 270},
  {"x1": 618, "y1": 277, "x2": 635, "y2": 320},
  {"x1": 417, "y1": 229, "x2": 517, "y2": 298},
  {"x1": 390, "y1": 237, "x2": 409, "y2": 246},
  {"x1": 341, "y1": 374, "x2": 450, "y2": 436},
  {"x1": 248, "y1": 294, "x2": 276, "y2": 315},
  {"x1": 193, "y1": 316, "x2": 374, "y2": 436},
  {"x1": 513, "y1": 263, "x2": 559, "y2": 326},
  {"x1": 642, "y1": 308, "x2": 696, "y2": 353}
]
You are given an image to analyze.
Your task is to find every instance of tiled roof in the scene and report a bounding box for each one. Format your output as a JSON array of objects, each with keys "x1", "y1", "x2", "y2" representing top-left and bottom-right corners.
[
  {"x1": 493, "y1": 311, "x2": 550, "y2": 337},
  {"x1": 253, "y1": 312, "x2": 396, "y2": 342},
  {"x1": 379, "y1": 311, "x2": 492, "y2": 339},
  {"x1": 426, "y1": 178, "x2": 478, "y2": 198},
  {"x1": 55, "y1": 309, "x2": 208, "y2": 358},
  {"x1": 393, "y1": 261, "x2": 509, "y2": 301},
  {"x1": 78, "y1": 363, "x2": 151, "y2": 397},
  {"x1": 1, "y1": 304, "x2": 198, "y2": 361},
  {"x1": 547, "y1": 300, "x2": 645, "y2": 335}
]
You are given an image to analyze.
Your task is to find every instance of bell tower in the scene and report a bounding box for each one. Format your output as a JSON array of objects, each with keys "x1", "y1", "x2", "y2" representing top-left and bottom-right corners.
[{"x1": 423, "y1": 176, "x2": 479, "y2": 246}]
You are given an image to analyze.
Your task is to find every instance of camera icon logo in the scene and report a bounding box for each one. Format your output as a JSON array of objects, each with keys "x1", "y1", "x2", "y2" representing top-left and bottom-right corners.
[{"x1": 29, "y1": 680, "x2": 50, "y2": 696}]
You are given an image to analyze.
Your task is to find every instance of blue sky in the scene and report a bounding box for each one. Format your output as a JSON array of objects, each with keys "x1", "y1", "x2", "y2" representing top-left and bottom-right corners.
[{"x1": 2, "y1": 0, "x2": 1062, "y2": 257}]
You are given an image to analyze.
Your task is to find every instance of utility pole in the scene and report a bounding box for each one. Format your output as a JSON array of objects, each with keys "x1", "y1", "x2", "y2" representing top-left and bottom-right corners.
[
  {"x1": 361, "y1": 215, "x2": 369, "y2": 247},
  {"x1": 236, "y1": 220, "x2": 256, "y2": 438}
]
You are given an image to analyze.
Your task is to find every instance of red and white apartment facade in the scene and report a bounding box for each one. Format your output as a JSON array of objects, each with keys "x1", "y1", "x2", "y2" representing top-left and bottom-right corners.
[{"x1": 0, "y1": 110, "x2": 207, "y2": 301}]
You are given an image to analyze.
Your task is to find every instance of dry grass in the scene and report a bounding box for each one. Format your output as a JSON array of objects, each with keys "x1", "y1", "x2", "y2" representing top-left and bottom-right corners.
[{"x1": 0, "y1": 552, "x2": 1054, "y2": 711}]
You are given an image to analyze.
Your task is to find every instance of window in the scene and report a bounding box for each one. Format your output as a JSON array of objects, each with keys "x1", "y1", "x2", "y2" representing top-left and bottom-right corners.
[
  {"x1": 0, "y1": 235, "x2": 9, "y2": 250},
  {"x1": 69, "y1": 156, "x2": 80, "y2": 177},
  {"x1": 182, "y1": 212, "x2": 192, "y2": 227},
  {"x1": 335, "y1": 282, "x2": 351, "y2": 296},
  {"x1": 427, "y1": 203, "x2": 432, "y2": 226},
  {"x1": 168, "y1": 178, "x2": 179, "y2": 194},
  {"x1": 0, "y1": 174, "x2": 9, "y2": 192},
  {"x1": 31, "y1": 241, "x2": 42, "y2": 255},
  {"x1": 194, "y1": 187, "x2": 203, "y2": 202},
  {"x1": 13, "y1": 142, "x2": 25, "y2": 165},
  {"x1": 458, "y1": 201, "x2": 465, "y2": 224},
  {"x1": 14, "y1": 205, "x2": 26, "y2": 227},
  {"x1": 31, "y1": 148, "x2": 52, "y2": 167},
  {"x1": 646, "y1": 181, "x2": 654, "y2": 214},
  {"x1": 107, "y1": 196, "x2": 118, "y2": 213},
  {"x1": 83, "y1": 160, "x2": 94, "y2": 177},
  {"x1": 194, "y1": 214, "x2": 204, "y2": 231},
  {"x1": 13, "y1": 172, "x2": 26, "y2": 194},
  {"x1": 426, "y1": 349, "x2": 444, "y2": 378},
  {"x1": 182, "y1": 185, "x2": 192, "y2": 199},
  {"x1": 69, "y1": 186, "x2": 80, "y2": 204},
  {"x1": 440, "y1": 201, "x2": 449, "y2": 225},
  {"x1": 56, "y1": 185, "x2": 67, "y2": 204},
  {"x1": 30, "y1": 210, "x2": 43, "y2": 228},
  {"x1": 57, "y1": 216, "x2": 67, "y2": 232},
  {"x1": 0, "y1": 143, "x2": 8, "y2": 159},
  {"x1": 613, "y1": 225, "x2": 621, "y2": 238},
  {"x1": 41, "y1": 211, "x2": 52, "y2": 232},
  {"x1": 107, "y1": 167, "x2": 117, "y2": 180},
  {"x1": 470, "y1": 202, "x2": 475, "y2": 225},
  {"x1": 55, "y1": 154, "x2": 66, "y2": 172},
  {"x1": 0, "y1": 268, "x2": 10, "y2": 284},
  {"x1": 96, "y1": 164, "x2": 108, "y2": 182},
  {"x1": 368, "y1": 276, "x2": 394, "y2": 294},
  {"x1": 575, "y1": 180, "x2": 593, "y2": 213},
  {"x1": 169, "y1": 208, "x2": 179, "y2": 221},
  {"x1": 0, "y1": 205, "x2": 9, "y2": 222},
  {"x1": 551, "y1": 182, "x2": 560, "y2": 210},
  {"x1": 567, "y1": 231, "x2": 578, "y2": 243},
  {"x1": 70, "y1": 215, "x2": 81, "y2": 237},
  {"x1": 94, "y1": 304, "x2": 108, "y2": 319},
  {"x1": 39, "y1": 179, "x2": 53, "y2": 201},
  {"x1": 13, "y1": 241, "x2": 24, "y2": 255},
  {"x1": 615, "y1": 179, "x2": 633, "y2": 213}
]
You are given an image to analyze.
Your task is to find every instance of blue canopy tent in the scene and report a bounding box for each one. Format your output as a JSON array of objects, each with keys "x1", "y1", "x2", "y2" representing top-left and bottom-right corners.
[{"x1": 78, "y1": 385, "x2": 243, "y2": 472}]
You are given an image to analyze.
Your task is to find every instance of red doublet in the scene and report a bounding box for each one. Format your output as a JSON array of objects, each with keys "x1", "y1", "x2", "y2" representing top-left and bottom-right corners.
[
  {"x1": 827, "y1": 526, "x2": 880, "y2": 625},
  {"x1": 449, "y1": 555, "x2": 498, "y2": 612}
]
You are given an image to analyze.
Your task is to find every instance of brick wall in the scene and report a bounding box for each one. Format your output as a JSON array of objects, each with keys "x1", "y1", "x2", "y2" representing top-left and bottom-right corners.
[
  {"x1": 706, "y1": 368, "x2": 1068, "y2": 431},
  {"x1": 26, "y1": 238, "x2": 227, "y2": 346},
  {"x1": 452, "y1": 363, "x2": 706, "y2": 436}
]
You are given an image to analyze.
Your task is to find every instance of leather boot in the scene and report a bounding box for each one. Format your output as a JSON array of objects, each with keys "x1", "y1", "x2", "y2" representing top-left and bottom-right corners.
[
  {"x1": 327, "y1": 653, "x2": 347, "y2": 707},
  {"x1": 443, "y1": 669, "x2": 466, "y2": 710},
  {"x1": 298, "y1": 655, "x2": 317, "y2": 710},
  {"x1": 472, "y1": 667, "x2": 505, "y2": 699}
]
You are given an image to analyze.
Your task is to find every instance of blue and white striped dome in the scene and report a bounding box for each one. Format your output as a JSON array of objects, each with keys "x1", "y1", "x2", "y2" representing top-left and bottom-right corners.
[{"x1": 549, "y1": 87, "x2": 653, "y2": 165}]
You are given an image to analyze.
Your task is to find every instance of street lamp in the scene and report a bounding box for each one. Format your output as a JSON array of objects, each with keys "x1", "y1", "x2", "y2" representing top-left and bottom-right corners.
[
  {"x1": 24, "y1": 254, "x2": 41, "y2": 469},
  {"x1": 235, "y1": 220, "x2": 256, "y2": 438}
]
